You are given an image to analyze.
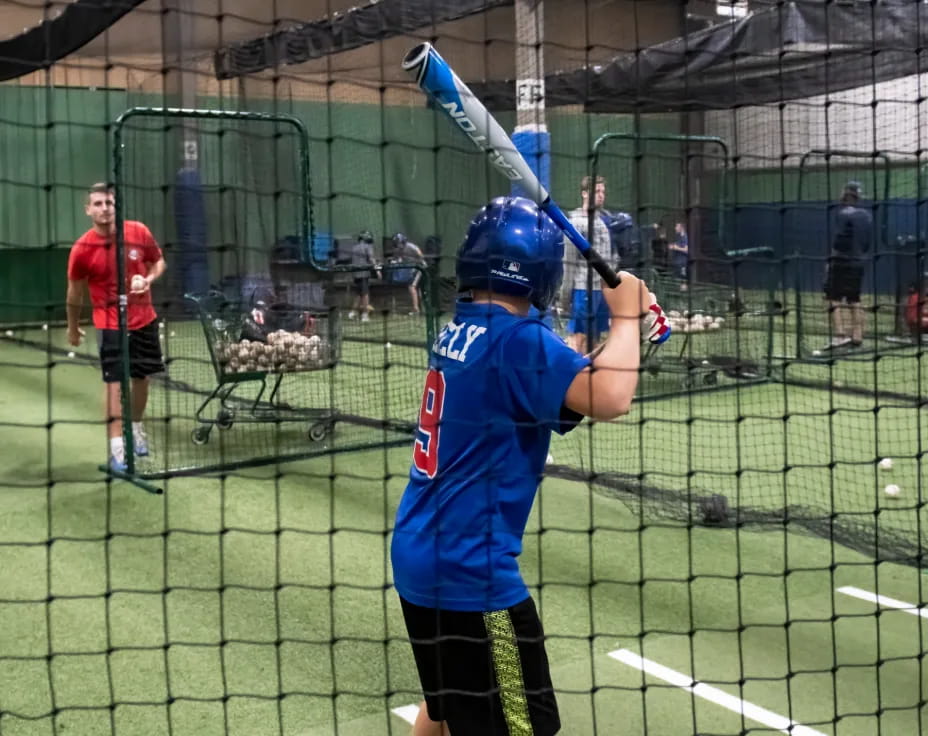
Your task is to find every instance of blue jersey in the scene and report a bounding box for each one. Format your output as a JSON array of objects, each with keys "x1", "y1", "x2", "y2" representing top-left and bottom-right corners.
[{"x1": 391, "y1": 300, "x2": 589, "y2": 611}]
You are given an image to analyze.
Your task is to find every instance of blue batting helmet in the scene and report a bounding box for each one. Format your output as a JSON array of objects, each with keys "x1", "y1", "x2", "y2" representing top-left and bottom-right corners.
[{"x1": 456, "y1": 196, "x2": 564, "y2": 310}]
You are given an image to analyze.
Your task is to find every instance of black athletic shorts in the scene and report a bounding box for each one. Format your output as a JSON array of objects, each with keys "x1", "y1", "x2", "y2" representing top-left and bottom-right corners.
[
  {"x1": 353, "y1": 276, "x2": 370, "y2": 296},
  {"x1": 97, "y1": 320, "x2": 165, "y2": 383},
  {"x1": 400, "y1": 595, "x2": 560, "y2": 736},
  {"x1": 824, "y1": 258, "x2": 864, "y2": 303}
]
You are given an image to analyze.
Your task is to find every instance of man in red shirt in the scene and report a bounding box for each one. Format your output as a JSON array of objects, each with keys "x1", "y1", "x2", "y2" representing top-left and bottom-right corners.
[{"x1": 66, "y1": 183, "x2": 167, "y2": 471}]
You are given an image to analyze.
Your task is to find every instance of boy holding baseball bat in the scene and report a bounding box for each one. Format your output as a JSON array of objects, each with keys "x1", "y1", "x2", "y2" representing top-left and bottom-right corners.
[{"x1": 391, "y1": 196, "x2": 666, "y2": 736}]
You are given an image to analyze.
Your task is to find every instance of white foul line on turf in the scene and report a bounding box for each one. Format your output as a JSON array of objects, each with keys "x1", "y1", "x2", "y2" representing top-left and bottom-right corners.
[
  {"x1": 609, "y1": 649, "x2": 826, "y2": 736},
  {"x1": 837, "y1": 586, "x2": 928, "y2": 619},
  {"x1": 392, "y1": 704, "x2": 419, "y2": 725}
]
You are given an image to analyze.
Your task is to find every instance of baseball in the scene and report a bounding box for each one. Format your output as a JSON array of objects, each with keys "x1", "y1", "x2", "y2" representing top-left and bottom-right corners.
[
  {"x1": 884, "y1": 484, "x2": 901, "y2": 497},
  {"x1": 878, "y1": 457, "x2": 893, "y2": 471},
  {"x1": 131, "y1": 274, "x2": 147, "y2": 291},
  {"x1": 67, "y1": 351, "x2": 75, "y2": 359}
]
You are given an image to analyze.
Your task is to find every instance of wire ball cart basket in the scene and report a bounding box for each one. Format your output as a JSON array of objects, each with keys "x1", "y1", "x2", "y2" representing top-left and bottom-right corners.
[{"x1": 186, "y1": 291, "x2": 341, "y2": 445}]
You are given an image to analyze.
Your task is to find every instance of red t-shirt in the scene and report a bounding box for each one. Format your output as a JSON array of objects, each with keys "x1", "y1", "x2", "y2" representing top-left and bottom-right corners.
[{"x1": 67, "y1": 221, "x2": 162, "y2": 331}]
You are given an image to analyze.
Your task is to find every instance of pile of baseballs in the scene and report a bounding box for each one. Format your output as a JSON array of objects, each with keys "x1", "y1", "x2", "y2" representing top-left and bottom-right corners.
[
  {"x1": 214, "y1": 330, "x2": 329, "y2": 374},
  {"x1": 665, "y1": 310, "x2": 724, "y2": 334}
]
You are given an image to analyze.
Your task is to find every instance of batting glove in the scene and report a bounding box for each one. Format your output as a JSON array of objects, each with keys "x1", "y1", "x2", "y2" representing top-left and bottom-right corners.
[{"x1": 641, "y1": 292, "x2": 671, "y2": 345}]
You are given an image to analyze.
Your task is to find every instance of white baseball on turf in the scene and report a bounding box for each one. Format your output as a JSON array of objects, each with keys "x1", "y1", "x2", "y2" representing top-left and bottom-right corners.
[
  {"x1": 884, "y1": 484, "x2": 901, "y2": 497},
  {"x1": 131, "y1": 274, "x2": 147, "y2": 291},
  {"x1": 42, "y1": 323, "x2": 48, "y2": 331},
  {"x1": 879, "y1": 457, "x2": 894, "y2": 471},
  {"x1": 4, "y1": 330, "x2": 12, "y2": 337},
  {"x1": 812, "y1": 350, "x2": 822, "y2": 357},
  {"x1": 67, "y1": 351, "x2": 75, "y2": 359},
  {"x1": 385, "y1": 342, "x2": 393, "y2": 349}
]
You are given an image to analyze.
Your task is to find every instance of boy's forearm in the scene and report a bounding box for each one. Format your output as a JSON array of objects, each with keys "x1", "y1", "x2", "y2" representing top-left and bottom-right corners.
[
  {"x1": 565, "y1": 319, "x2": 640, "y2": 419},
  {"x1": 594, "y1": 319, "x2": 641, "y2": 375}
]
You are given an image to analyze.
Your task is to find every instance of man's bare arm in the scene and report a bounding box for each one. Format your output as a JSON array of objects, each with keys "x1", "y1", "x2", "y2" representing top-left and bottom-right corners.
[
  {"x1": 66, "y1": 279, "x2": 86, "y2": 346},
  {"x1": 147, "y1": 257, "x2": 166, "y2": 283}
]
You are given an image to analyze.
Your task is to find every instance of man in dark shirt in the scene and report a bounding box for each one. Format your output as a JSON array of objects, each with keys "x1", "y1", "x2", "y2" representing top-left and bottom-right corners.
[{"x1": 823, "y1": 181, "x2": 872, "y2": 349}]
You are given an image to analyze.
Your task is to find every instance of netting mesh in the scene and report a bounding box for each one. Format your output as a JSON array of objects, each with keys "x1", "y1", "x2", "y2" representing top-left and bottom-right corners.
[{"x1": 1, "y1": 1, "x2": 927, "y2": 734}]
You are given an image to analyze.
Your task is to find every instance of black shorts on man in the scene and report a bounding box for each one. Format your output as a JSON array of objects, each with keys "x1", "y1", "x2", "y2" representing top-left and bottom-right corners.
[
  {"x1": 353, "y1": 277, "x2": 370, "y2": 296},
  {"x1": 824, "y1": 258, "x2": 864, "y2": 303},
  {"x1": 97, "y1": 320, "x2": 165, "y2": 383},
  {"x1": 400, "y1": 595, "x2": 560, "y2": 736}
]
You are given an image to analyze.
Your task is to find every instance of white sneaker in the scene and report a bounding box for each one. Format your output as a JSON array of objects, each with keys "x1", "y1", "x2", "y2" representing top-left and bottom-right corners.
[
  {"x1": 133, "y1": 425, "x2": 149, "y2": 456},
  {"x1": 823, "y1": 337, "x2": 852, "y2": 350},
  {"x1": 348, "y1": 311, "x2": 357, "y2": 320},
  {"x1": 360, "y1": 313, "x2": 370, "y2": 323}
]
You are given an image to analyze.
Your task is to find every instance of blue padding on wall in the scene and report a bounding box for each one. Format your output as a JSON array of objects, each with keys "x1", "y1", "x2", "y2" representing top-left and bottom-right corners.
[
  {"x1": 511, "y1": 128, "x2": 551, "y2": 198},
  {"x1": 174, "y1": 166, "x2": 210, "y2": 298}
]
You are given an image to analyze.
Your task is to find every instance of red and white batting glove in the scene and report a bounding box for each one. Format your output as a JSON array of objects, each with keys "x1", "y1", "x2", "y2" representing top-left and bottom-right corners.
[{"x1": 641, "y1": 292, "x2": 671, "y2": 345}]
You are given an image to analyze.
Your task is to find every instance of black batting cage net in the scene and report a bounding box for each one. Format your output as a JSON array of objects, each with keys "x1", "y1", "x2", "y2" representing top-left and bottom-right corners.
[{"x1": 0, "y1": 1, "x2": 926, "y2": 734}]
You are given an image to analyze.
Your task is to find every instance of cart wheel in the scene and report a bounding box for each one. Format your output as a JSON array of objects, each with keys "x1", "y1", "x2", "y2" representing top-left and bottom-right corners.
[
  {"x1": 191, "y1": 427, "x2": 211, "y2": 445},
  {"x1": 703, "y1": 371, "x2": 718, "y2": 386},
  {"x1": 216, "y1": 409, "x2": 235, "y2": 430},
  {"x1": 308, "y1": 421, "x2": 330, "y2": 442}
]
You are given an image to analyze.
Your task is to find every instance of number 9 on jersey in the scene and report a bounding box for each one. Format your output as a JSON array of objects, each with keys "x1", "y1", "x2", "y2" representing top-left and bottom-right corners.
[{"x1": 413, "y1": 368, "x2": 445, "y2": 478}]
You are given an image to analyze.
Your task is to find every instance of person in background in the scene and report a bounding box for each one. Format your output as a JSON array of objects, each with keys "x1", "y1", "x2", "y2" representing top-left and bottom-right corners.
[
  {"x1": 66, "y1": 182, "x2": 166, "y2": 472},
  {"x1": 822, "y1": 181, "x2": 872, "y2": 350},
  {"x1": 563, "y1": 175, "x2": 612, "y2": 353},
  {"x1": 393, "y1": 232, "x2": 427, "y2": 316},
  {"x1": 668, "y1": 221, "x2": 689, "y2": 282},
  {"x1": 348, "y1": 229, "x2": 378, "y2": 322}
]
